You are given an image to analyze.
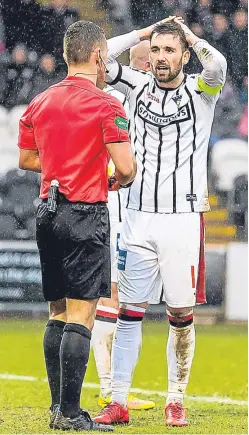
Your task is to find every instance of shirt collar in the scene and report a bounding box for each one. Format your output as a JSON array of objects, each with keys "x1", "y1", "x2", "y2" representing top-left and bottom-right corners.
[{"x1": 64, "y1": 76, "x2": 96, "y2": 87}]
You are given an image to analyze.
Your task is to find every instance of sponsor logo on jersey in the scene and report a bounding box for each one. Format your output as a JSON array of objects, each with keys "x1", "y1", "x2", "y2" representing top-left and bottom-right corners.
[
  {"x1": 186, "y1": 194, "x2": 197, "y2": 201},
  {"x1": 138, "y1": 100, "x2": 191, "y2": 127},
  {"x1": 118, "y1": 249, "x2": 127, "y2": 270},
  {"x1": 147, "y1": 92, "x2": 160, "y2": 103},
  {"x1": 172, "y1": 94, "x2": 183, "y2": 107},
  {"x1": 114, "y1": 116, "x2": 128, "y2": 130}
]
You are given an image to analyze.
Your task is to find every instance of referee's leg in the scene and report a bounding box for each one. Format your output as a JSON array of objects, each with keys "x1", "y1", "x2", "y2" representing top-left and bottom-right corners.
[
  {"x1": 36, "y1": 202, "x2": 67, "y2": 418},
  {"x1": 37, "y1": 201, "x2": 111, "y2": 429},
  {"x1": 44, "y1": 299, "x2": 66, "y2": 413},
  {"x1": 59, "y1": 297, "x2": 98, "y2": 418},
  {"x1": 58, "y1": 202, "x2": 111, "y2": 422}
]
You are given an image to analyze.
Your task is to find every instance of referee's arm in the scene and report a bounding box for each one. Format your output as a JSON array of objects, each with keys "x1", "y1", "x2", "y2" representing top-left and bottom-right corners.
[
  {"x1": 106, "y1": 142, "x2": 136, "y2": 186},
  {"x1": 18, "y1": 105, "x2": 41, "y2": 173},
  {"x1": 19, "y1": 149, "x2": 41, "y2": 173},
  {"x1": 102, "y1": 98, "x2": 136, "y2": 186}
]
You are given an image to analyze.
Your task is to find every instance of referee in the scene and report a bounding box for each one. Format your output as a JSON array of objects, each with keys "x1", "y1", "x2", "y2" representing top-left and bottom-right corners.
[{"x1": 18, "y1": 20, "x2": 136, "y2": 432}]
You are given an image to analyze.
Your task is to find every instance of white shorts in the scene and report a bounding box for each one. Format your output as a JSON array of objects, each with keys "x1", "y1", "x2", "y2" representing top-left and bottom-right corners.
[
  {"x1": 110, "y1": 221, "x2": 121, "y2": 283},
  {"x1": 110, "y1": 220, "x2": 162, "y2": 305},
  {"x1": 117, "y1": 209, "x2": 206, "y2": 308}
]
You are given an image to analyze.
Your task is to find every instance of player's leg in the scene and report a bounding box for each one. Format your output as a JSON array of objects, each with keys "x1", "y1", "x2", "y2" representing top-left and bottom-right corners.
[
  {"x1": 92, "y1": 222, "x2": 120, "y2": 404},
  {"x1": 165, "y1": 304, "x2": 195, "y2": 427},
  {"x1": 94, "y1": 209, "x2": 159, "y2": 424},
  {"x1": 92, "y1": 220, "x2": 155, "y2": 411},
  {"x1": 94, "y1": 288, "x2": 156, "y2": 411},
  {"x1": 92, "y1": 285, "x2": 119, "y2": 405},
  {"x1": 159, "y1": 212, "x2": 204, "y2": 427}
]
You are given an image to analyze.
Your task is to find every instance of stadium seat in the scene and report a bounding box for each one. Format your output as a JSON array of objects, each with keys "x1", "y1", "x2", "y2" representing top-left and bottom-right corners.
[
  {"x1": 0, "y1": 105, "x2": 8, "y2": 124},
  {"x1": 0, "y1": 213, "x2": 20, "y2": 239},
  {"x1": 2, "y1": 168, "x2": 40, "y2": 188},
  {"x1": 8, "y1": 105, "x2": 28, "y2": 137},
  {"x1": 25, "y1": 216, "x2": 36, "y2": 240},
  {"x1": 0, "y1": 169, "x2": 40, "y2": 220},
  {"x1": 228, "y1": 174, "x2": 248, "y2": 239},
  {"x1": 205, "y1": 249, "x2": 226, "y2": 305},
  {"x1": 5, "y1": 184, "x2": 39, "y2": 219},
  {"x1": 211, "y1": 139, "x2": 248, "y2": 193},
  {"x1": 2, "y1": 135, "x2": 18, "y2": 153},
  {"x1": 0, "y1": 153, "x2": 18, "y2": 175},
  {"x1": 0, "y1": 133, "x2": 15, "y2": 157},
  {"x1": 0, "y1": 106, "x2": 13, "y2": 154}
]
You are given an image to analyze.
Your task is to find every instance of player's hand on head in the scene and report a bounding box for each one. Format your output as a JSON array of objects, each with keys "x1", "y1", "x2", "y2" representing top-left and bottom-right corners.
[
  {"x1": 173, "y1": 18, "x2": 200, "y2": 47},
  {"x1": 138, "y1": 16, "x2": 184, "y2": 40},
  {"x1": 173, "y1": 18, "x2": 191, "y2": 36},
  {"x1": 158, "y1": 16, "x2": 184, "y2": 26}
]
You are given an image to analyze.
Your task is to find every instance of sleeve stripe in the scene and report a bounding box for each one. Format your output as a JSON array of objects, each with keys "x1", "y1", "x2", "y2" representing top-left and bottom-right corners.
[
  {"x1": 119, "y1": 78, "x2": 136, "y2": 90},
  {"x1": 108, "y1": 63, "x2": 136, "y2": 89},
  {"x1": 197, "y1": 76, "x2": 224, "y2": 95}
]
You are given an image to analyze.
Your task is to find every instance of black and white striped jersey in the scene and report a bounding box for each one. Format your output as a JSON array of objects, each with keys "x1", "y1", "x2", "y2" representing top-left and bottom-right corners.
[
  {"x1": 107, "y1": 32, "x2": 227, "y2": 213},
  {"x1": 105, "y1": 86, "x2": 129, "y2": 223}
]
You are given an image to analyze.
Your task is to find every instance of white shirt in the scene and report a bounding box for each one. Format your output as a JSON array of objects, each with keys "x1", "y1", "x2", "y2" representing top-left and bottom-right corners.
[{"x1": 107, "y1": 32, "x2": 227, "y2": 213}]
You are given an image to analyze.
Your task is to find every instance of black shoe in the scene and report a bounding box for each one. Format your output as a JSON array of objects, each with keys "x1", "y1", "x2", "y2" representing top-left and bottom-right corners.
[
  {"x1": 53, "y1": 408, "x2": 114, "y2": 431},
  {"x1": 49, "y1": 404, "x2": 60, "y2": 429}
]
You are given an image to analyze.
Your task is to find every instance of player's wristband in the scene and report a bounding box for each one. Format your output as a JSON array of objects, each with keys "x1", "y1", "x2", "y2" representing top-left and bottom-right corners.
[{"x1": 119, "y1": 179, "x2": 134, "y2": 189}]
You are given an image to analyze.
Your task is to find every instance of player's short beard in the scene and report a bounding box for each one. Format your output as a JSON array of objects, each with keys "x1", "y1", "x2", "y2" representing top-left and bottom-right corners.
[{"x1": 153, "y1": 56, "x2": 183, "y2": 84}]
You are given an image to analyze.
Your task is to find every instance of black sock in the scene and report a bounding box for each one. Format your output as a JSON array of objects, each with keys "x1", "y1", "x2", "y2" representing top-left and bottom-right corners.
[
  {"x1": 43, "y1": 319, "x2": 65, "y2": 408},
  {"x1": 60, "y1": 323, "x2": 91, "y2": 418}
]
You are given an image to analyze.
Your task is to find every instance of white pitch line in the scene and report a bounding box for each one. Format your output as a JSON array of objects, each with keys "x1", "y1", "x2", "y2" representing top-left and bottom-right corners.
[
  {"x1": 0, "y1": 373, "x2": 37, "y2": 381},
  {"x1": 129, "y1": 387, "x2": 248, "y2": 406},
  {"x1": 0, "y1": 373, "x2": 247, "y2": 406}
]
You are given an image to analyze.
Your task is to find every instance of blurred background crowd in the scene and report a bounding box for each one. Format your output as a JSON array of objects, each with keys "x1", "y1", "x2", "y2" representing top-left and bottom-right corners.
[
  {"x1": 0, "y1": 0, "x2": 247, "y2": 245},
  {"x1": 0, "y1": 0, "x2": 247, "y2": 130}
]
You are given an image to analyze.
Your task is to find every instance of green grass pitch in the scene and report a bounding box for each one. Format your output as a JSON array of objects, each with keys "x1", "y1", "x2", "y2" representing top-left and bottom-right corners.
[{"x1": 0, "y1": 319, "x2": 247, "y2": 434}]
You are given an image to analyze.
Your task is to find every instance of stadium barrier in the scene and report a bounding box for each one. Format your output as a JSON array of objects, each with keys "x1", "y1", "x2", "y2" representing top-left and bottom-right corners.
[
  {"x1": 225, "y1": 243, "x2": 248, "y2": 321},
  {"x1": 0, "y1": 240, "x2": 247, "y2": 321}
]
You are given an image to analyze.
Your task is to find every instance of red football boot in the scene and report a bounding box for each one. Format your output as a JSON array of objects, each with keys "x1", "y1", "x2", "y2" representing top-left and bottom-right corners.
[
  {"x1": 165, "y1": 402, "x2": 188, "y2": 427},
  {"x1": 93, "y1": 402, "x2": 129, "y2": 425}
]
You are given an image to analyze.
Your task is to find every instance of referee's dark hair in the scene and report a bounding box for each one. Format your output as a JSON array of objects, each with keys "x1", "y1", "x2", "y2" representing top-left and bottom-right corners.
[
  {"x1": 150, "y1": 22, "x2": 189, "y2": 52},
  {"x1": 64, "y1": 20, "x2": 106, "y2": 65}
]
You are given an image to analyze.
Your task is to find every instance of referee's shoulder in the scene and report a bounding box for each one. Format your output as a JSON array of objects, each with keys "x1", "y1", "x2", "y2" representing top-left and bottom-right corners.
[
  {"x1": 92, "y1": 86, "x2": 126, "y2": 114},
  {"x1": 29, "y1": 81, "x2": 60, "y2": 105},
  {"x1": 24, "y1": 89, "x2": 47, "y2": 111}
]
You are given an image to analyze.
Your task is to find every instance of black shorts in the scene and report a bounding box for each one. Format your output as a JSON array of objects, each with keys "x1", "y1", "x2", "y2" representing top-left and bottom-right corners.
[{"x1": 36, "y1": 196, "x2": 111, "y2": 302}]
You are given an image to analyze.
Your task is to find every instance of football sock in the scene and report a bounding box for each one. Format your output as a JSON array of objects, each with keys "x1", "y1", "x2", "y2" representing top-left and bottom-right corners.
[
  {"x1": 60, "y1": 323, "x2": 91, "y2": 418},
  {"x1": 111, "y1": 304, "x2": 145, "y2": 406},
  {"x1": 43, "y1": 319, "x2": 65, "y2": 408},
  {"x1": 166, "y1": 311, "x2": 195, "y2": 405},
  {"x1": 91, "y1": 305, "x2": 118, "y2": 397}
]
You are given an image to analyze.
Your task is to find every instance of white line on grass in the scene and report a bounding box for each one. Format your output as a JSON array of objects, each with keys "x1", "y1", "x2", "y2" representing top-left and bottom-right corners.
[
  {"x1": 0, "y1": 373, "x2": 247, "y2": 406},
  {"x1": 0, "y1": 374, "x2": 37, "y2": 381}
]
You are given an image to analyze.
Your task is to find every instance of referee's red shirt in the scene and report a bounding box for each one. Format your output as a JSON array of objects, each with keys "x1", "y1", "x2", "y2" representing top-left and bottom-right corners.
[{"x1": 18, "y1": 76, "x2": 130, "y2": 203}]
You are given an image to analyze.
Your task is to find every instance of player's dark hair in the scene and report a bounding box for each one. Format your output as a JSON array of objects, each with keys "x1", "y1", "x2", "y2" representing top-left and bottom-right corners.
[
  {"x1": 64, "y1": 20, "x2": 106, "y2": 65},
  {"x1": 150, "y1": 22, "x2": 189, "y2": 52}
]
